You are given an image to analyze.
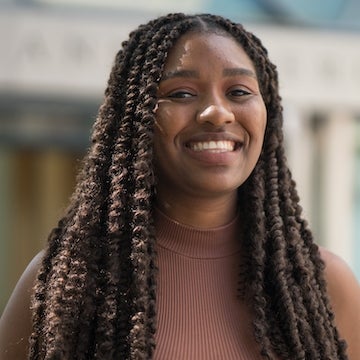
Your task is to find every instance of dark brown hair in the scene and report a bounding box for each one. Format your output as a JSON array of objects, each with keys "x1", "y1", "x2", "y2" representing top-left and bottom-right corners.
[{"x1": 29, "y1": 13, "x2": 348, "y2": 359}]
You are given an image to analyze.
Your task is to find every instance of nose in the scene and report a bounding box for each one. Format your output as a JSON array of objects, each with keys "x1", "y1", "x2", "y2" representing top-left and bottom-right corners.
[{"x1": 196, "y1": 102, "x2": 235, "y2": 127}]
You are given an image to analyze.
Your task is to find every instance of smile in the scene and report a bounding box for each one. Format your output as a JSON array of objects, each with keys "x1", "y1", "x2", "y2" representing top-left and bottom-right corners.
[{"x1": 188, "y1": 140, "x2": 236, "y2": 153}]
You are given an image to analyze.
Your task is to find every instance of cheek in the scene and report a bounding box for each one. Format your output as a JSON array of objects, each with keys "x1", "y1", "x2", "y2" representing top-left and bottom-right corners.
[
  {"x1": 251, "y1": 98, "x2": 267, "y2": 136},
  {"x1": 255, "y1": 115, "x2": 267, "y2": 141},
  {"x1": 154, "y1": 101, "x2": 183, "y2": 139},
  {"x1": 154, "y1": 107, "x2": 171, "y2": 138},
  {"x1": 239, "y1": 100, "x2": 267, "y2": 141},
  {"x1": 259, "y1": 107, "x2": 267, "y2": 139},
  {"x1": 153, "y1": 106, "x2": 179, "y2": 155},
  {"x1": 154, "y1": 102, "x2": 190, "y2": 141}
]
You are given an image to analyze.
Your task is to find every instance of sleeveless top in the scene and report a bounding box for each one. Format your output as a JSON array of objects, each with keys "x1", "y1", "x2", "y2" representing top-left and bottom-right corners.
[{"x1": 153, "y1": 208, "x2": 264, "y2": 360}]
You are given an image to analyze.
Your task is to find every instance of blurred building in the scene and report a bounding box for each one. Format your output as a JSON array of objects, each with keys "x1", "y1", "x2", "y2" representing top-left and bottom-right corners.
[{"x1": 0, "y1": 0, "x2": 359, "y2": 313}]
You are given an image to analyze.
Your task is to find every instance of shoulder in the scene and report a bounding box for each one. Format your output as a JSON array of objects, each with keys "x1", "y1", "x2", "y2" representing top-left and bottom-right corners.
[
  {"x1": 319, "y1": 246, "x2": 360, "y2": 307},
  {"x1": 319, "y1": 246, "x2": 360, "y2": 360},
  {"x1": 0, "y1": 250, "x2": 45, "y2": 360}
]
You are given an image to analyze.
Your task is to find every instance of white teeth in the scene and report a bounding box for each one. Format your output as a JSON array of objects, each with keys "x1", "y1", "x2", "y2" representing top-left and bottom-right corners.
[{"x1": 190, "y1": 140, "x2": 235, "y2": 152}]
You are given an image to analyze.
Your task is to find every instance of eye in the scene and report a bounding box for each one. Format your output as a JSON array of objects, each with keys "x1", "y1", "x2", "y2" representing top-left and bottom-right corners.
[
  {"x1": 167, "y1": 90, "x2": 196, "y2": 99},
  {"x1": 227, "y1": 88, "x2": 251, "y2": 97}
]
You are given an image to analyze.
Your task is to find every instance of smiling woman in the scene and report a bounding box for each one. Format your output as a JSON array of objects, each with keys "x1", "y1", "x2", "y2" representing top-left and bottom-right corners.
[{"x1": 0, "y1": 12, "x2": 359, "y2": 360}]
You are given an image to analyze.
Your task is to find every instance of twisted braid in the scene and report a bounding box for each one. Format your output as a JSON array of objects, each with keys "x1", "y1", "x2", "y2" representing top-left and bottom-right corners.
[
  {"x1": 239, "y1": 162, "x2": 273, "y2": 359},
  {"x1": 91, "y1": 25, "x2": 153, "y2": 359},
  {"x1": 29, "y1": 13, "x2": 348, "y2": 359}
]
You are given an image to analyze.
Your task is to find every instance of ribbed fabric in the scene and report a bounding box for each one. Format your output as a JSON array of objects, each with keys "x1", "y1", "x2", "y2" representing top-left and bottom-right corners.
[{"x1": 153, "y1": 208, "x2": 263, "y2": 360}]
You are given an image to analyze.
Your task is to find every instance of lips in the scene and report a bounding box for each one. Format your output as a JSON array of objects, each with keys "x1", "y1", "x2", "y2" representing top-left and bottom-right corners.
[{"x1": 182, "y1": 133, "x2": 244, "y2": 165}]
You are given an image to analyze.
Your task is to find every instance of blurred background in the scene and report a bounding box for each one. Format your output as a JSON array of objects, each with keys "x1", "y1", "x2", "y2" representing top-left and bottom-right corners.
[{"x1": 0, "y1": 0, "x2": 359, "y2": 314}]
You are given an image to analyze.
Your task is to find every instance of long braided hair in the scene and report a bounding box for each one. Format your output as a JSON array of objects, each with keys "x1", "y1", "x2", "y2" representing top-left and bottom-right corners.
[{"x1": 29, "y1": 13, "x2": 348, "y2": 359}]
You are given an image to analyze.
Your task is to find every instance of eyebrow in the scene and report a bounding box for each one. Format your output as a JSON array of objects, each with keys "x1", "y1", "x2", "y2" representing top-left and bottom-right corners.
[{"x1": 223, "y1": 68, "x2": 257, "y2": 78}]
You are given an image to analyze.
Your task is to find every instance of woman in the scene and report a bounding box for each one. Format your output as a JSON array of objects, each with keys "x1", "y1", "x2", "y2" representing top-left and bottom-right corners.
[{"x1": 0, "y1": 13, "x2": 359, "y2": 360}]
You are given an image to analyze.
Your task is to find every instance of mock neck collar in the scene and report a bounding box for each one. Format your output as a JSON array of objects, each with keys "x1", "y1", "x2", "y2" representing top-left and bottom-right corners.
[{"x1": 154, "y1": 207, "x2": 242, "y2": 259}]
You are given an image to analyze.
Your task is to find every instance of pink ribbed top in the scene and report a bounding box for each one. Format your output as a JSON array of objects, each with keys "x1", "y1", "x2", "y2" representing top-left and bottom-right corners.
[{"x1": 153, "y1": 208, "x2": 263, "y2": 360}]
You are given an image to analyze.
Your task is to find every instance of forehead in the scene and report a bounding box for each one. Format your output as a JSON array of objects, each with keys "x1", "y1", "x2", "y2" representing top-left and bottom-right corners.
[{"x1": 163, "y1": 32, "x2": 256, "y2": 72}]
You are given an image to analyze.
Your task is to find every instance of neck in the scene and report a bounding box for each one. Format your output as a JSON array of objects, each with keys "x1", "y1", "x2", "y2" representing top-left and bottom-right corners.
[{"x1": 155, "y1": 190, "x2": 238, "y2": 228}]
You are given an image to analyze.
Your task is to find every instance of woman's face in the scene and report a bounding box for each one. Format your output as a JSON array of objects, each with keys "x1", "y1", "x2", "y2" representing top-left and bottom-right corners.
[{"x1": 154, "y1": 31, "x2": 267, "y2": 202}]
